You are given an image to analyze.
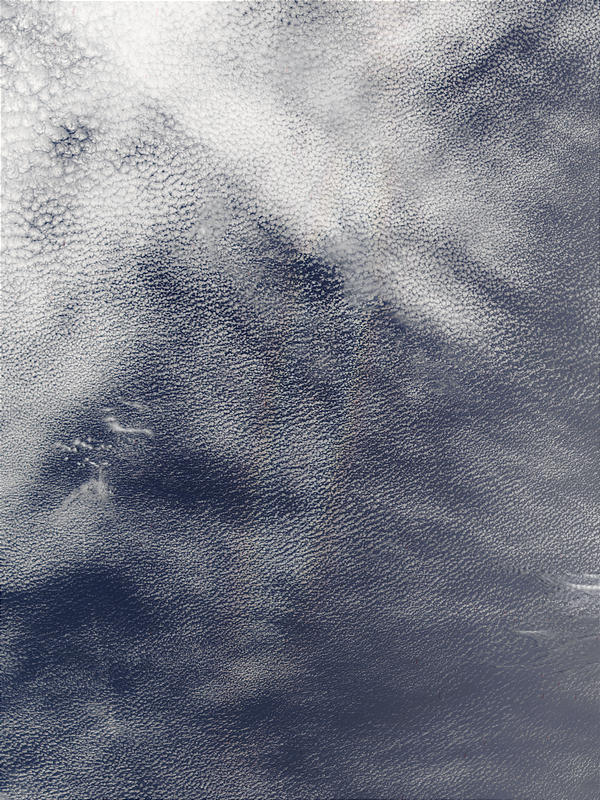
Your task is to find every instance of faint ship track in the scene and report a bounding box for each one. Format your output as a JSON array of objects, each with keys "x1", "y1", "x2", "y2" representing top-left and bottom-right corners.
[
  {"x1": 103, "y1": 414, "x2": 154, "y2": 438},
  {"x1": 498, "y1": 572, "x2": 600, "y2": 675}
]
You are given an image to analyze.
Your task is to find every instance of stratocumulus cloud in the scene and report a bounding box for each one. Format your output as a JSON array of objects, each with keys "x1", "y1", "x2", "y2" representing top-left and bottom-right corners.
[{"x1": 2, "y1": 2, "x2": 598, "y2": 799}]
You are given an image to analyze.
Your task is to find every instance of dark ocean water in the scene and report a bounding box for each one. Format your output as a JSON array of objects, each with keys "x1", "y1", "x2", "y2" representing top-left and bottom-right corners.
[{"x1": 2, "y1": 2, "x2": 598, "y2": 798}]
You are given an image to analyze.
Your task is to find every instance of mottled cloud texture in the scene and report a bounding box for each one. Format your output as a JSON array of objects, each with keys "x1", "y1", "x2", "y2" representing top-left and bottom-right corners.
[{"x1": 2, "y1": 2, "x2": 598, "y2": 799}]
